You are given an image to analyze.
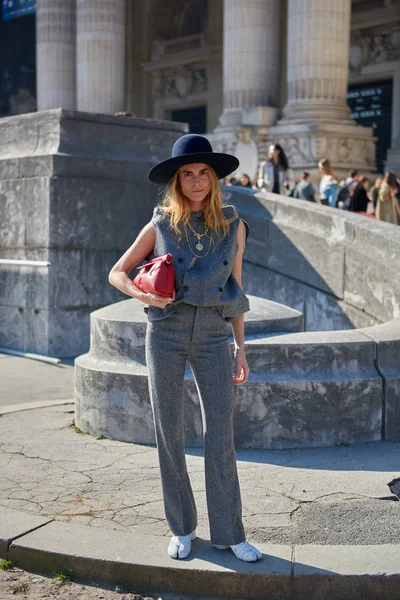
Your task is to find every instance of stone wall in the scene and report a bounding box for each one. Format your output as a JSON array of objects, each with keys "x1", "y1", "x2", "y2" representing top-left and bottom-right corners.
[{"x1": 0, "y1": 109, "x2": 187, "y2": 357}]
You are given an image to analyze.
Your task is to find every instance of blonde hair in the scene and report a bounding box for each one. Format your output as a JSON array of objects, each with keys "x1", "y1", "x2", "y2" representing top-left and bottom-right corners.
[
  {"x1": 159, "y1": 165, "x2": 237, "y2": 242},
  {"x1": 318, "y1": 158, "x2": 337, "y2": 180}
]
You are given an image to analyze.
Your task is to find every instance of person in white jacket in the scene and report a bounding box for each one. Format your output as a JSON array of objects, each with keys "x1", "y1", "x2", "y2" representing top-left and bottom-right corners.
[{"x1": 257, "y1": 143, "x2": 294, "y2": 195}]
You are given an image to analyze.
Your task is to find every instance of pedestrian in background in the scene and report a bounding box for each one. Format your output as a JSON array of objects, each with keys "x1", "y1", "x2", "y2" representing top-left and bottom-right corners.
[
  {"x1": 224, "y1": 176, "x2": 239, "y2": 186},
  {"x1": 291, "y1": 171, "x2": 316, "y2": 202},
  {"x1": 348, "y1": 176, "x2": 370, "y2": 213},
  {"x1": 239, "y1": 173, "x2": 254, "y2": 189},
  {"x1": 318, "y1": 158, "x2": 339, "y2": 207},
  {"x1": 376, "y1": 171, "x2": 400, "y2": 225},
  {"x1": 337, "y1": 169, "x2": 359, "y2": 209},
  {"x1": 257, "y1": 143, "x2": 293, "y2": 195},
  {"x1": 345, "y1": 170, "x2": 359, "y2": 195},
  {"x1": 370, "y1": 176, "x2": 383, "y2": 211}
]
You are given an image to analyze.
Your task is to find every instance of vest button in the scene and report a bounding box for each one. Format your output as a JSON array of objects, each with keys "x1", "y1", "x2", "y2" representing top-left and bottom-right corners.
[
  {"x1": 218, "y1": 287, "x2": 224, "y2": 292},
  {"x1": 223, "y1": 260, "x2": 228, "y2": 265},
  {"x1": 178, "y1": 258, "x2": 183, "y2": 263},
  {"x1": 183, "y1": 285, "x2": 189, "y2": 291}
]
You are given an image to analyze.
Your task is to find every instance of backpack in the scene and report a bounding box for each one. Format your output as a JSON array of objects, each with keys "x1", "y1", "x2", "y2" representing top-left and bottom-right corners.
[{"x1": 336, "y1": 181, "x2": 350, "y2": 207}]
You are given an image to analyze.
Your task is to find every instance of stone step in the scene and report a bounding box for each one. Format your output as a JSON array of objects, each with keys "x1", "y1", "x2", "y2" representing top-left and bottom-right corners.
[
  {"x1": 75, "y1": 332, "x2": 382, "y2": 449},
  {"x1": 88, "y1": 295, "x2": 303, "y2": 363}
]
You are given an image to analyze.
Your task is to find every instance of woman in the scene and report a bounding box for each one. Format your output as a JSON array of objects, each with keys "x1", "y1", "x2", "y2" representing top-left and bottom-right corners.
[
  {"x1": 370, "y1": 176, "x2": 382, "y2": 211},
  {"x1": 376, "y1": 171, "x2": 400, "y2": 225},
  {"x1": 348, "y1": 176, "x2": 370, "y2": 213},
  {"x1": 292, "y1": 171, "x2": 316, "y2": 202},
  {"x1": 239, "y1": 173, "x2": 254, "y2": 189},
  {"x1": 109, "y1": 134, "x2": 262, "y2": 563},
  {"x1": 257, "y1": 143, "x2": 293, "y2": 195},
  {"x1": 318, "y1": 158, "x2": 339, "y2": 207}
]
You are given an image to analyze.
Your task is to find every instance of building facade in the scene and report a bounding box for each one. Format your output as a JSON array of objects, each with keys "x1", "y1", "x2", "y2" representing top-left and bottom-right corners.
[{"x1": 1, "y1": 0, "x2": 400, "y2": 178}]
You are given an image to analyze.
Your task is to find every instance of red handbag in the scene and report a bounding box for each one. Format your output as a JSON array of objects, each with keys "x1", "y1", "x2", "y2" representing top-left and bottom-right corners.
[{"x1": 133, "y1": 253, "x2": 175, "y2": 298}]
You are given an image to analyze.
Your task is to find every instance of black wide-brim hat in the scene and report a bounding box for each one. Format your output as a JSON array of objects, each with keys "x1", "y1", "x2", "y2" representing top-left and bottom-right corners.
[{"x1": 148, "y1": 133, "x2": 239, "y2": 185}]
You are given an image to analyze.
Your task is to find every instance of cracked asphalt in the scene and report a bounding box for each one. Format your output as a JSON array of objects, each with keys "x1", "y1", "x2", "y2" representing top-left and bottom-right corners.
[{"x1": 0, "y1": 354, "x2": 399, "y2": 546}]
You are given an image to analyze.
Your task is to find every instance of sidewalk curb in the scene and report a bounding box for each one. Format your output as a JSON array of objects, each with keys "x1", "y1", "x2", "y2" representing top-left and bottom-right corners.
[
  {"x1": 0, "y1": 400, "x2": 74, "y2": 416},
  {"x1": 1, "y1": 507, "x2": 399, "y2": 600}
]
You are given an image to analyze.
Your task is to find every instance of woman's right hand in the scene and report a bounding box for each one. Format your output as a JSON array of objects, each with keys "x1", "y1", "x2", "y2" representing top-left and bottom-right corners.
[{"x1": 142, "y1": 289, "x2": 175, "y2": 309}]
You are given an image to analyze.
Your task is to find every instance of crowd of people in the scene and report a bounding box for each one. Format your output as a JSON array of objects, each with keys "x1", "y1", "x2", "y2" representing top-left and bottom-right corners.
[{"x1": 224, "y1": 143, "x2": 400, "y2": 226}]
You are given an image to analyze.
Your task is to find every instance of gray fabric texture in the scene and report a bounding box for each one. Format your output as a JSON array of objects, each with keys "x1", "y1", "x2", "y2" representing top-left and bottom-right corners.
[
  {"x1": 145, "y1": 302, "x2": 246, "y2": 545},
  {"x1": 145, "y1": 204, "x2": 250, "y2": 322}
]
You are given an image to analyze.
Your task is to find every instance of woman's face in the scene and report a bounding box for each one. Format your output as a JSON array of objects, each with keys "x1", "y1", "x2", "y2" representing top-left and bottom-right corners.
[
  {"x1": 269, "y1": 145, "x2": 280, "y2": 161},
  {"x1": 178, "y1": 163, "x2": 211, "y2": 203},
  {"x1": 240, "y1": 174, "x2": 250, "y2": 186}
]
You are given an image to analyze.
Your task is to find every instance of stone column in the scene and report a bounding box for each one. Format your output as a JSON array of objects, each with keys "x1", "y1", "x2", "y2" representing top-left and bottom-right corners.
[
  {"x1": 36, "y1": 0, "x2": 76, "y2": 110},
  {"x1": 218, "y1": 0, "x2": 281, "y2": 129},
  {"x1": 207, "y1": 0, "x2": 223, "y2": 131},
  {"x1": 268, "y1": 0, "x2": 376, "y2": 179},
  {"x1": 76, "y1": 0, "x2": 126, "y2": 113},
  {"x1": 283, "y1": 0, "x2": 351, "y2": 121}
]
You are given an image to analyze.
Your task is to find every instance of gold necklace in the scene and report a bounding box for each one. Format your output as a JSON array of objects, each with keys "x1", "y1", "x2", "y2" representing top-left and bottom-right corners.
[
  {"x1": 186, "y1": 219, "x2": 210, "y2": 251},
  {"x1": 184, "y1": 224, "x2": 213, "y2": 258}
]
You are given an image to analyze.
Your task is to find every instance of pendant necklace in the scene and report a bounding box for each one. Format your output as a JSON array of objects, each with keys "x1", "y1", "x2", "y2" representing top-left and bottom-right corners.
[
  {"x1": 184, "y1": 217, "x2": 212, "y2": 259},
  {"x1": 186, "y1": 219, "x2": 209, "y2": 252}
]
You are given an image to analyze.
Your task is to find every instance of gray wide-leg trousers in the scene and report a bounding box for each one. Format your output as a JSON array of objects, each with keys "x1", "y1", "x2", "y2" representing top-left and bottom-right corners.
[{"x1": 145, "y1": 302, "x2": 245, "y2": 546}]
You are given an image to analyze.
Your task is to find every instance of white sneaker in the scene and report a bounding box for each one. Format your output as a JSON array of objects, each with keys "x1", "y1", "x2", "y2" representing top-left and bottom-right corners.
[
  {"x1": 168, "y1": 529, "x2": 197, "y2": 559},
  {"x1": 213, "y1": 541, "x2": 262, "y2": 562}
]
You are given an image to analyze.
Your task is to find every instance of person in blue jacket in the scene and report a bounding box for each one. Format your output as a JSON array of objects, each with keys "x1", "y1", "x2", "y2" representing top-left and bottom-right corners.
[{"x1": 318, "y1": 158, "x2": 339, "y2": 207}]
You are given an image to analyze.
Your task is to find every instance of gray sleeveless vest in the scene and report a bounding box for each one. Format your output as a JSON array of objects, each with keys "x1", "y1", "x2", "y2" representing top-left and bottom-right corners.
[{"x1": 145, "y1": 204, "x2": 250, "y2": 322}]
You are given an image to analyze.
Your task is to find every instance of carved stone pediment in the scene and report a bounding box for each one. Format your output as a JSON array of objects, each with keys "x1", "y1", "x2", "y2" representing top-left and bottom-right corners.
[{"x1": 155, "y1": 64, "x2": 207, "y2": 100}]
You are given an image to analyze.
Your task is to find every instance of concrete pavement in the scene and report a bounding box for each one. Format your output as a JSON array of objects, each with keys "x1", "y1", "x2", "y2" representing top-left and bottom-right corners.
[
  {"x1": 0, "y1": 355, "x2": 399, "y2": 599},
  {"x1": 0, "y1": 353, "x2": 74, "y2": 407}
]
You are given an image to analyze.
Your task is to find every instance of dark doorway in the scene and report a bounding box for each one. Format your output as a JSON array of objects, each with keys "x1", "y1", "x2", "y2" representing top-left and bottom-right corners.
[
  {"x1": 171, "y1": 106, "x2": 207, "y2": 134},
  {"x1": 0, "y1": 11, "x2": 36, "y2": 118},
  {"x1": 347, "y1": 80, "x2": 393, "y2": 174}
]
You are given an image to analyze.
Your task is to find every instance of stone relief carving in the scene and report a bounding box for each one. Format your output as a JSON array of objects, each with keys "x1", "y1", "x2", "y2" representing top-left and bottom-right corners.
[
  {"x1": 156, "y1": 66, "x2": 207, "y2": 99},
  {"x1": 282, "y1": 135, "x2": 375, "y2": 168},
  {"x1": 234, "y1": 130, "x2": 375, "y2": 172},
  {"x1": 350, "y1": 26, "x2": 400, "y2": 73},
  {"x1": 191, "y1": 69, "x2": 207, "y2": 94},
  {"x1": 283, "y1": 135, "x2": 375, "y2": 168},
  {"x1": 236, "y1": 127, "x2": 255, "y2": 146}
]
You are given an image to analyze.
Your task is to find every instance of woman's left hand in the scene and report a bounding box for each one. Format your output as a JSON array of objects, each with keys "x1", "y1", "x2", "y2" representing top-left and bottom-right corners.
[{"x1": 233, "y1": 349, "x2": 250, "y2": 385}]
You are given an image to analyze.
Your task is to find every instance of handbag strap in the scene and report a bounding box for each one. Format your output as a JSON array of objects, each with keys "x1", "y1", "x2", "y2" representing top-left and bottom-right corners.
[{"x1": 136, "y1": 253, "x2": 172, "y2": 270}]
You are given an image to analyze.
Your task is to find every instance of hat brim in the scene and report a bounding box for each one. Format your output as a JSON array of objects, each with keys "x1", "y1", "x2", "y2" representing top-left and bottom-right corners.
[{"x1": 148, "y1": 152, "x2": 239, "y2": 185}]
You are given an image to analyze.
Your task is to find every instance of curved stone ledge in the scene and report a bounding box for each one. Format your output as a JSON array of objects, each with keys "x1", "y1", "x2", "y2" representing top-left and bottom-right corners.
[
  {"x1": 88, "y1": 295, "x2": 303, "y2": 364},
  {"x1": 74, "y1": 300, "x2": 399, "y2": 450}
]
